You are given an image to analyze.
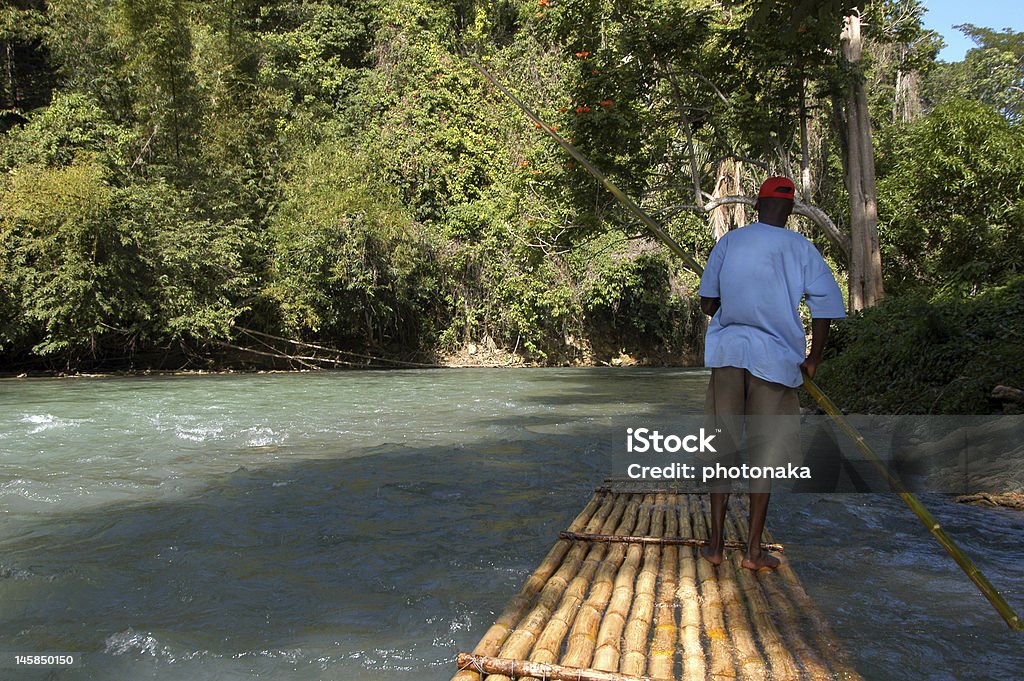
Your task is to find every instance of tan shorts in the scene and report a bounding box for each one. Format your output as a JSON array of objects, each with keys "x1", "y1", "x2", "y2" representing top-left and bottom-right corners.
[{"x1": 701, "y1": 367, "x2": 800, "y2": 491}]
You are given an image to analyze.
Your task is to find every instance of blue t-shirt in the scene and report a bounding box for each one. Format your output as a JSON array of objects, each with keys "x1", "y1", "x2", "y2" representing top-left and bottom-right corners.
[{"x1": 699, "y1": 222, "x2": 846, "y2": 388}]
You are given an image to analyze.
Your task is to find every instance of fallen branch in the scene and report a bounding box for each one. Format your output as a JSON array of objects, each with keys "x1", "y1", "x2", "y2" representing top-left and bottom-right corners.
[{"x1": 456, "y1": 652, "x2": 652, "y2": 681}]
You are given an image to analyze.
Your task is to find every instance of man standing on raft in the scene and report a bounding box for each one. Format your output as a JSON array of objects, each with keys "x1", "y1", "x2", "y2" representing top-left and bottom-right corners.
[{"x1": 698, "y1": 176, "x2": 846, "y2": 570}]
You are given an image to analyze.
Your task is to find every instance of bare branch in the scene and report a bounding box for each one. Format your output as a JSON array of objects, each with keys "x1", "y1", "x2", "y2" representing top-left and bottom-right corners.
[{"x1": 652, "y1": 196, "x2": 850, "y2": 257}]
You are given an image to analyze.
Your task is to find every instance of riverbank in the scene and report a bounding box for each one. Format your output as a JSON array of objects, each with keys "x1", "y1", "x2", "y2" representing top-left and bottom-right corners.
[{"x1": 0, "y1": 341, "x2": 697, "y2": 378}]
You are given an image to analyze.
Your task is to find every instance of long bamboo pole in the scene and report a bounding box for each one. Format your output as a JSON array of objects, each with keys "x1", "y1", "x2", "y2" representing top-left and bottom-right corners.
[
  {"x1": 469, "y1": 56, "x2": 1023, "y2": 632},
  {"x1": 467, "y1": 58, "x2": 703, "y2": 277},
  {"x1": 803, "y1": 377, "x2": 1024, "y2": 631}
]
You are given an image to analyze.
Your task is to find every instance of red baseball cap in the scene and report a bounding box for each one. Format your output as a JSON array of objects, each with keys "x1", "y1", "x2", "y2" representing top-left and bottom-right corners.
[{"x1": 758, "y1": 176, "x2": 796, "y2": 201}]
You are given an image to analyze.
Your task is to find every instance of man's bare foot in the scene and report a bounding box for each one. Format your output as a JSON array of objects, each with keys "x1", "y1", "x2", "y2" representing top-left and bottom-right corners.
[
  {"x1": 741, "y1": 552, "x2": 780, "y2": 571},
  {"x1": 700, "y1": 544, "x2": 724, "y2": 566}
]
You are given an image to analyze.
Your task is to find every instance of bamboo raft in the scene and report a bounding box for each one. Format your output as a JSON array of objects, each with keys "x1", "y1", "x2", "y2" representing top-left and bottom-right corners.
[{"x1": 453, "y1": 485, "x2": 864, "y2": 681}]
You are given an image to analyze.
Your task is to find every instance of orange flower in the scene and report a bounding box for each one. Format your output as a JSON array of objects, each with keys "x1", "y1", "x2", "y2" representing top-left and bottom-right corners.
[
  {"x1": 575, "y1": 51, "x2": 590, "y2": 58},
  {"x1": 600, "y1": 99, "x2": 613, "y2": 107},
  {"x1": 575, "y1": 106, "x2": 585, "y2": 113},
  {"x1": 519, "y1": 160, "x2": 529, "y2": 167}
]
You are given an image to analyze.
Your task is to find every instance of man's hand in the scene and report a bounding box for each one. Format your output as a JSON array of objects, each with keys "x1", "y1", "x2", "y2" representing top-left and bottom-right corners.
[
  {"x1": 802, "y1": 317, "x2": 836, "y2": 380},
  {"x1": 800, "y1": 355, "x2": 821, "y2": 379}
]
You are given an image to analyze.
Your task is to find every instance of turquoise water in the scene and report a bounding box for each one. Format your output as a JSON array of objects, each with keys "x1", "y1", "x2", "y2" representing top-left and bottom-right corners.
[{"x1": 0, "y1": 369, "x2": 1021, "y2": 680}]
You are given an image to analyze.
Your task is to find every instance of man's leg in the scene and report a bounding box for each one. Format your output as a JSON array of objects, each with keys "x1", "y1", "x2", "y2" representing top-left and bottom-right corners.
[
  {"x1": 701, "y1": 490, "x2": 729, "y2": 566},
  {"x1": 701, "y1": 367, "x2": 743, "y2": 566},
  {"x1": 742, "y1": 492, "x2": 779, "y2": 570},
  {"x1": 742, "y1": 374, "x2": 800, "y2": 570}
]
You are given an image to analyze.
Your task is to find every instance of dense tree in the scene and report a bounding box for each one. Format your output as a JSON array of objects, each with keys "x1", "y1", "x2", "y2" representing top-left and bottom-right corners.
[
  {"x1": 0, "y1": 0, "x2": 1020, "y2": 382},
  {"x1": 0, "y1": 1, "x2": 55, "y2": 130},
  {"x1": 925, "y1": 24, "x2": 1024, "y2": 121},
  {"x1": 877, "y1": 99, "x2": 1024, "y2": 293}
]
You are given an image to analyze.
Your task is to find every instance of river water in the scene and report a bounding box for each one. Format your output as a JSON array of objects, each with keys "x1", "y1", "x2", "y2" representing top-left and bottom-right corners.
[{"x1": 0, "y1": 369, "x2": 1020, "y2": 680}]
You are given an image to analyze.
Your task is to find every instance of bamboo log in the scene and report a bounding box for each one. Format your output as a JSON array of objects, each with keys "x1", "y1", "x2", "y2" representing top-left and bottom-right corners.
[
  {"x1": 488, "y1": 495, "x2": 633, "y2": 681},
  {"x1": 619, "y1": 496, "x2": 664, "y2": 677},
  {"x1": 523, "y1": 495, "x2": 642, "y2": 681},
  {"x1": 730, "y1": 507, "x2": 864, "y2": 681},
  {"x1": 752, "y1": 518, "x2": 865, "y2": 681},
  {"x1": 755, "y1": 561, "x2": 835, "y2": 681},
  {"x1": 706, "y1": 502, "x2": 767, "y2": 681},
  {"x1": 648, "y1": 493, "x2": 678, "y2": 681},
  {"x1": 726, "y1": 496, "x2": 832, "y2": 679},
  {"x1": 592, "y1": 494, "x2": 656, "y2": 672},
  {"x1": 676, "y1": 495, "x2": 705, "y2": 681},
  {"x1": 723, "y1": 513, "x2": 799, "y2": 680},
  {"x1": 719, "y1": 505, "x2": 829, "y2": 680},
  {"x1": 457, "y1": 652, "x2": 654, "y2": 681},
  {"x1": 560, "y1": 531, "x2": 784, "y2": 553},
  {"x1": 692, "y1": 497, "x2": 736, "y2": 680},
  {"x1": 452, "y1": 492, "x2": 606, "y2": 681},
  {"x1": 560, "y1": 496, "x2": 646, "y2": 671}
]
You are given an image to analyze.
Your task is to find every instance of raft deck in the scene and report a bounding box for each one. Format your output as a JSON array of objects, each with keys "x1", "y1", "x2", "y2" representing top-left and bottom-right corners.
[{"x1": 453, "y1": 485, "x2": 863, "y2": 681}]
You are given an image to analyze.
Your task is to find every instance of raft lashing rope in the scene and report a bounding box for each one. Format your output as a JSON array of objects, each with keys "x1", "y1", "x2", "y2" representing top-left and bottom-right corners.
[{"x1": 465, "y1": 57, "x2": 1022, "y2": 632}]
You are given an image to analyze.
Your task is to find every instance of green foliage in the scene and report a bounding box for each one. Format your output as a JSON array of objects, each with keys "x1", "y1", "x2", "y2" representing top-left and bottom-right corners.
[
  {"x1": 112, "y1": 0, "x2": 203, "y2": 176},
  {"x1": 265, "y1": 137, "x2": 428, "y2": 347},
  {"x1": 0, "y1": 92, "x2": 133, "y2": 170},
  {"x1": 3, "y1": 0, "x2": 1021, "y2": 377},
  {"x1": 0, "y1": 161, "x2": 147, "y2": 358},
  {"x1": 924, "y1": 25, "x2": 1024, "y2": 121},
  {"x1": 256, "y1": 0, "x2": 381, "y2": 112},
  {"x1": 584, "y1": 250, "x2": 702, "y2": 359},
  {"x1": 123, "y1": 180, "x2": 252, "y2": 342},
  {"x1": 817, "y1": 279, "x2": 1024, "y2": 413},
  {"x1": 0, "y1": 1, "x2": 55, "y2": 127},
  {"x1": 877, "y1": 99, "x2": 1024, "y2": 292}
]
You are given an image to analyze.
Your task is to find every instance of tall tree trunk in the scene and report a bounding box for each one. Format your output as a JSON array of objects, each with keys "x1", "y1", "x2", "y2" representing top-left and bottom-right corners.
[
  {"x1": 731, "y1": 160, "x2": 745, "y2": 227},
  {"x1": 799, "y1": 76, "x2": 812, "y2": 203},
  {"x1": 893, "y1": 45, "x2": 922, "y2": 124},
  {"x1": 841, "y1": 14, "x2": 884, "y2": 311}
]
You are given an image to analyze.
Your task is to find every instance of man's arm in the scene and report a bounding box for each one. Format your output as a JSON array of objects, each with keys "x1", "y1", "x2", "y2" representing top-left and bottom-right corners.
[
  {"x1": 800, "y1": 317, "x2": 835, "y2": 379},
  {"x1": 700, "y1": 296, "x2": 720, "y2": 316}
]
